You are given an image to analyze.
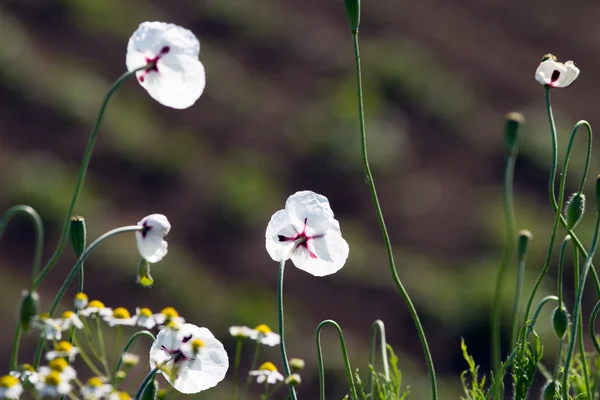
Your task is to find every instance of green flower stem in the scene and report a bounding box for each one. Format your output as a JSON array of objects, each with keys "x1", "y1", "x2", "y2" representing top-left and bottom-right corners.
[
  {"x1": 72, "y1": 334, "x2": 104, "y2": 377},
  {"x1": 561, "y1": 202, "x2": 600, "y2": 399},
  {"x1": 94, "y1": 314, "x2": 111, "y2": 378},
  {"x1": 368, "y1": 319, "x2": 390, "y2": 397},
  {"x1": 556, "y1": 237, "x2": 571, "y2": 313},
  {"x1": 32, "y1": 225, "x2": 141, "y2": 367},
  {"x1": 350, "y1": 29, "x2": 437, "y2": 400},
  {"x1": 32, "y1": 66, "x2": 148, "y2": 290},
  {"x1": 589, "y1": 301, "x2": 600, "y2": 354},
  {"x1": 231, "y1": 337, "x2": 244, "y2": 400},
  {"x1": 114, "y1": 326, "x2": 122, "y2": 372},
  {"x1": 1, "y1": 205, "x2": 43, "y2": 370},
  {"x1": 276, "y1": 260, "x2": 297, "y2": 400},
  {"x1": 239, "y1": 341, "x2": 262, "y2": 400},
  {"x1": 112, "y1": 330, "x2": 155, "y2": 385},
  {"x1": 81, "y1": 317, "x2": 103, "y2": 362},
  {"x1": 491, "y1": 136, "x2": 518, "y2": 383},
  {"x1": 573, "y1": 246, "x2": 592, "y2": 398},
  {"x1": 553, "y1": 339, "x2": 563, "y2": 380},
  {"x1": 509, "y1": 234, "x2": 532, "y2": 348},
  {"x1": 315, "y1": 319, "x2": 358, "y2": 400},
  {"x1": 134, "y1": 354, "x2": 176, "y2": 400}
]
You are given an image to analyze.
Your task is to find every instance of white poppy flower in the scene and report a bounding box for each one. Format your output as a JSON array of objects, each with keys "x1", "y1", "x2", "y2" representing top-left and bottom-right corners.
[
  {"x1": 149, "y1": 323, "x2": 228, "y2": 394},
  {"x1": 126, "y1": 21, "x2": 205, "y2": 109},
  {"x1": 81, "y1": 377, "x2": 113, "y2": 400},
  {"x1": 153, "y1": 307, "x2": 185, "y2": 328},
  {"x1": 249, "y1": 362, "x2": 284, "y2": 385},
  {"x1": 0, "y1": 375, "x2": 23, "y2": 399},
  {"x1": 104, "y1": 307, "x2": 137, "y2": 327},
  {"x1": 248, "y1": 324, "x2": 280, "y2": 347},
  {"x1": 535, "y1": 58, "x2": 580, "y2": 88},
  {"x1": 60, "y1": 311, "x2": 84, "y2": 330},
  {"x1": 31, "y1": 314, "x2": 63, "y2": 341},
  {"x1": 79, "y1": 300, "x2": 113, "y2": 318},
  {"x1": 265, "y1": 190, "x2": 350, "y2": 276},
  {"x1": 34, "y1": 371, "x2": 72, "y2": 397},
  {"x1": 39, "y1": 359, "x2": 77, "y2": 382},
  {"x1": 136, "y1": 214, "x2": 171, "y2": 263},
  {"x1": 45, "y1": 341, "x2": 79, "y2": 362},
  {"x1": 135, "y1": 307, "x2": 157, "y2": 329}
]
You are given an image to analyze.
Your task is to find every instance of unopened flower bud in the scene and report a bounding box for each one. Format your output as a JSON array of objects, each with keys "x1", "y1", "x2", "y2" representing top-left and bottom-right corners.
[
  {"x1": 542, "y1": 53, "x2": 557, "y2": 62},
  {"x1": 137, "y1": 259, "x2": 154, "y2": 288},
  {"x1": 542, "y1": 380, "x2": 559, "y2": 400},
  {"x1": 69, "y1": 216, "x2": 86, "y2": 258},
  {"x1": 505, "y1": 112, "x2": 525, "y2": 155},
  {"x1": 141, "y1": 377, "x2": 158, "y2": 400},
  {"x1": 18, "y1": 290, "x2": 39, "y2": 333},
  {"x1": 343, "y1": 0, "x2": 360, "y2": 33},
  {"x1": 517, "y1": 230, "x2": 532, "y2": 261},
  {"x1": 551, "y1": 307, "x2": 570, "y2": 340},
  {"x1": 290, "y1": 358, "x2": 305, "y2": 371},
  {"x1": 564, "y1": 193, "x2": 586, "y2": 230}
]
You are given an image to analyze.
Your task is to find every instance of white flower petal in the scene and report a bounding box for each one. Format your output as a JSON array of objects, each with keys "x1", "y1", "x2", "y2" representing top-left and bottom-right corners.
[
  {"x1": 284, "y1": 191, "x2": 335, "y2": 232},
  {"x1": 535, "y1": 58, "x2": 579, "y2": 88},
  {"x1": 136, "y1": 214, "x2": 171, "y2": 263},
  {"x1": 291, "y1": 234, "x2": 349, "y2": 276},
  {"x1": 265, "y1": 210, "x2": 296, "y2": 262}
]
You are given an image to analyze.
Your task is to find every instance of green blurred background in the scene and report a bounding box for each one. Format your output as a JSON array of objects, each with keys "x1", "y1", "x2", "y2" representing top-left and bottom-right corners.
[{"x1": 1, "y1": 0, "x2": 599, "y2": 398}]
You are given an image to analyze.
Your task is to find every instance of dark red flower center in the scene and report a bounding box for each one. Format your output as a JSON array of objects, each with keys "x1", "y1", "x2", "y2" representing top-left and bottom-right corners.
[
  {"x1": 277, "y1": 218, "x2": 324, "y2": 259},
  {"x1": 139, "y1": 46, "x2": 171, "y2": 83}
]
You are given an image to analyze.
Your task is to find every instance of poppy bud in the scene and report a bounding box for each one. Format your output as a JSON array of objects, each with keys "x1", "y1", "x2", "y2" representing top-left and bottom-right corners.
[
  {"x1": 505, "y1": 112, "x2": 525, "y2": 155},
  {"x1": 343, "y1": 0, "x2": 360, "y2": 33},
  {"x1": 517, "y1": 230, "x2": 532, "y2": 261},
  {"x1": 137, "y1": 259, "x2": 154, "y2": 288},
  {"x1": 141, "y1": 377, "x2": 158, "y2": 400},
  {"x1": 69, "y1": 216, "x2": 86, "y2": 258},
  {"x1": 564, "y1": 193, "x2": 586, "y2": 230},
  {"x1": 18, "y1": 290, "x2": 39, "y2": 333},
  {"x1": 551, "y1": 307, "x2": 569, "y2": 340}
]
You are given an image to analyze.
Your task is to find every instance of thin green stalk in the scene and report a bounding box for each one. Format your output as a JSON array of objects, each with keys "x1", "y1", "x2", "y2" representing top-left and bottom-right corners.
[
  {"x1": 94, "y1": 314, "x2": 111, "y2": 379},
  {"x1": 112, "y1": 330, "x2": 155, "y2": 385},
  {"x1": 510, "y1": 232, "x2": 532, "y2": 347},
  {"x1": 9, "y1": 325, "x2": 22, "y2": 371},
  {"x1": 556, "y1": 237, "x2": 571, "y2": 314},
  {"x1": 350, "y1": 29, "x2": 437, "y2": 400},
  {"x1": 553, "y1": 339, "x2": 563, "y2": 381},
  {"x1": 573, "y1": 246, "x2": 592, "y2": 398},
  {"x1": 368, "y1": 319, "x2": 390, "y2": 397},
  {"x1": 316, "y1": 320, "x2": 358, "y2": 400},
  {"x1": 492, "y1": 146, "x2": 518, "y2": 384},
  {"x1": 276, "y1": 260, "x2": 297, "y2": 400},
  {"x1": 114, "y1": 327, "x2": 122, "y2": 371},
  {"x1": 590, "y1": 301, "x2": 600, "y2": 354},
  {"x1": 231, "y1": 337, "x2": 244, "y2": 400},
  {"x1": 239, "y1": 342, "x2": 262, "y2": 400},
  {"x1": 562, "y1": 198, "x2": 600, "y2": 399},
  {"x1": 72, "y1": 334, "x2": 104, "y2": 377},
  {"x1": 81, "y1": 317, "x2": 103, "y2": 362},
  {"x1": 32, "y1": 225, "x2": 141, "y2": 367},
  {"x1": 32, "y1": 66, "x2": 148, "y2": 289}
]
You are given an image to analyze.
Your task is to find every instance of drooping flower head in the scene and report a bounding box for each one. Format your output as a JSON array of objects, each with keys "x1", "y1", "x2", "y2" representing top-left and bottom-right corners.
[
  {"x1": 249, "y1": 362, "x2": 284, "y2": 385},
  {"x1": 136, "y1": 214, "x2": 171, "y2": 263},
  {"x1": 265, "y1": 191, "x2": 350, "y2": 276},
  {"x1": 126, "y1": 22, "x2": 206, "y2": 109},
  {"x1": 535, "y1": 54, "x2": 580, "y2": 88},
  {"x1": 149, "y1": 323, "x2": 228, "y2": 394}
]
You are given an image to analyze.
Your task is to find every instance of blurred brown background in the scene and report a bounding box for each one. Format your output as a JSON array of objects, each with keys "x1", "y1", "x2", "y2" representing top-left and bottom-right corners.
[{"x1": 1, "y1": 0, "x2": 599, "y2": 398}]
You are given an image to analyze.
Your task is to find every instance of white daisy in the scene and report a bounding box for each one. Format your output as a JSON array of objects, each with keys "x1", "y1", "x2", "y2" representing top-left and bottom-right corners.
[
  {"x1": 39, "y1": 359, "x2": 77, "y2": 382},
  {"x1": 31, "y1": 313, "x2": 63, "y2": 341},
  {"x1": 74, "y1": 292, "x2": 89, "y2": 310},
  {"x1": 0, "y1": 375, "x2": 23, "y2": 399},
  {"x1": 153, "y1": 307, "x2": 185, "y2": 328},
  {"x1": 249, "y1": 362, "x2": 284, "y2": 385},
  {"x1": 60, "y1": 311, "x2": 84, "y2": 330},
  {"x1": 248, "y1": 324, "x2": 280, "y2": 347},
  {"x1": 229, "y1": 326, "x2": 254, "y2": 339},
  {"x1": 34, "y1": 371, "x2": 72, "y2": 397},
  {"x1": 79, "y1": 300, "x2": 113, "y2": 318},
  {"x1": 121, "y1": 353, "x2": 140, "y2": 367},
  {"x1": 135, "y1": 307, "x2": 157, "y2": 329},
  {"x1": 81, "y1": 377, "x2": 113, "y2": 400},
  {"x1": 10, "y1": 363, "x2": 41, "y2": 385},
  {"x1": 45, "y1": 341, "x2": 79, "y2": 362},
  {"x1": 104, "y1": 307, "x2": 137, "y2": 327}
]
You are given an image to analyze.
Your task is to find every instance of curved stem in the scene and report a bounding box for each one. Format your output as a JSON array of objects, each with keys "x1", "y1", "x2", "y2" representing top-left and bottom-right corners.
[
  {"x1": 561, "y1": 206, "x2": 600, "y2": 398},
  {"x1": 368, "y1": 319, "x2": 390, "y2": 396},
  {"x1": 134, "y1": 354, "x2": 176, "y2": 400},
  {"x1": 33, "y1": 225, "x2": 141, "y2": 367},
  {"x1": 112, "y1": 330, "x2": 155, "y2": 385},
  {"x1": 276, "y1": 260, "x2": 297, "y2": 400},
  {"x1": 9, "y1": 325, "x2": 22, "y2": 371},
  {"x1": 492, "y1": 147, "x2": 517, "y2": 382},
  {"x1": 32, "y1": 67, "x2": 147, "y2": 289},
  {"x1": 556, "y1": 237, "x2": 571, "y2": 313},
  {"x1": 350, "y1": 29, "x2": 437, "y2": 400},
  {"x1": 573, "y1": 246, "x2": 592, "y2": 398},
  {"x1": 315, "y1": 320, "x2": 358, "y2": 400},
  {"x1": 589, "y1": 301, "x2": 600, "y2": 354},
  {"x1": 510, "y1": 234, "x2": 531, "y2": 348},
  {"x1": 72, "y1": 334, "x2": 104, "y2": 377}
]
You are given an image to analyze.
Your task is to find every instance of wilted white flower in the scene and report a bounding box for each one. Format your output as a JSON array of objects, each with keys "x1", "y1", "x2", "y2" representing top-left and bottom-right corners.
[
  {"x1": 248, "y1": 324, "x2": 280, "y2": 347},
  {"x1": 535, "y1": 56, "x2": 580, "y2": 88},
  {"x1": 136, "y1": 214, "x2": 171, "y2": 263},
  {"x1": 0, "y1": 375, "x2": 23, "y2": 399},
  {"x1": 153, "y1": 307, "x2": 184, "y2": 328},
  {"x1": 249, "y1": 362, "x2": 284, "y2": 385},
  {"x1": 149, "y1": 323, "x2": 228, "y2": 393},
  {"x1": 104, "y1": 307, "x2": 137, "y2": 327},
  {"x1": 266, "y1": 190, "x2": 350, "y2": 276},
  {"x1": 79, "y1": 300, "x2": 113, "y2": 318},
  {"x1": 35, "y1": 371, "x2": 72, "y2": 397},
  {"x1": 81, "y1": 377, "x2": 113, "y2": 400},
  {"x1": 135, "y1": 307, "x2": 157, "y2": 329},
  {"x1": 39, "y1": 359, "x2": 76, "y2": 382},
  {"x1": 126, "y1": 22, "x2": 205, "y2": 109},
  {"x1": 45, "y1": 341, "x2": 79, "y2": 362},
  {"x1": 60, "y1": 311, "x2": 84, "y2": 330},
  {"x1": 229, "y1": 326, "x2": 254, "y2": 339},
  {"x1": 31, "y1": 313, "x2": 63, "y2": 341}
]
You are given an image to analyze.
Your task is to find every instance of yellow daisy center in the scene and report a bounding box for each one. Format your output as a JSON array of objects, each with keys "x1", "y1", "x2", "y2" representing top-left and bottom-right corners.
[
  {"x1": 116, "y1": 391, "x2": 131, "y2": 400},
  {"x1": 255, "y1": 324, "x2": 272, "y2": 334},
  {"x1": 160, "y1": 307, "x2": 179, "y2": 318},
  {"x1": 55, "y1": 341, "x2": 73, "y2": 352},
  {"x1": 49, "y1": 358, "x2": 68, "y2": 372},
  {"x1": 88, "y1": 300, "x2": 105, "y2": 309},
  {"x1": 23, "y1": 364, "x2": 34, "y2": 372},
  {"x1": 191, "y1": 339, "x2": 205, "y2": 353},
  {"x1": 45, "y1": 371, "x2": 62, "y2": 386},
  {"x1": 258, "y1": 361, "x2": 278, "y2": 372},
  {"x1": 86, "y1": 377, "x2": 104, "y2": 387},
  {"x1": 75, "y1": 292, "x2": 88, "y2": 302},
  {"x1": 113, "y1": 307, "x2": 131, "y2": 319},
  {"x1": 139, "y1": 308, "x2": 152, "y2": 317},
  {"x1": 0, "y1": 375, "x2": 19, "y2": 388},
  {"x1": 62, "y1": 311, "x2": 75, "y2": 319},
  {"x1": 39, "y1": 312, "x2": 51, "y2": 320}
]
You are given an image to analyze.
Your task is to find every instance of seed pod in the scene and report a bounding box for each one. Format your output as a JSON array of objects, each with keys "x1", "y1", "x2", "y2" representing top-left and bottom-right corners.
[
  {"x1": 564, "y1": 193, "x2": 586, "y2": 230},
  {"x1": 343, "y1": 0, "x2": 360, "y2": 33},
  {"x1": 18, "y1": 290, "x2": 39, "y2": 333},
  {"x1": 69, "y1": 216, "x2": 86, "y2": 258}
]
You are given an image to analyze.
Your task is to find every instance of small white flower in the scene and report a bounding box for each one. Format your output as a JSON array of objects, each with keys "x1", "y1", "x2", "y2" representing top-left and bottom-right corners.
[
  {"x1": 229, "y1": 326, "x2": 254, "y2": 339},
  {"x1": 535, "y1": 56, "x2": 580, "y2": 88},
  {"x1": 121, "y1": 353, "x2": 140, "y2": 367},
  {"x1": 266, "y1": 190, "x2": 350, "y2": 276},
  {"x1": 153, "y1": 307, "x2": 185, "y2": 328},
  {"x1": 45, "y1": 341, "x2": 79, "y2": 362},
  {"x1": 126, "y1": 21, "x2": 205, "y2": 109},
  {"x1": 79, "y1": 300, "x2": 114, "y2": 318},
  {"x1": 104, "y1": 307, "x2": 137, "y2": 327},
  {"x1": 149, "y1": 323, "x2": 228, "y2": 394},
  {"x1": 135, "y1": 307, "x2": 157, "y2": 329},
  {"x1": 109, "y1": 391, "x2": 132, "y2": 400},
  {"x1": 81, "y1": 377, "x2": 113, "y2": 400},
  {"x1": 285, "y1": 373, "x2": 302, "y2": 386},
  {"x1": 35, "y1": 371, "x2": 72, "y2": 397},
  {"x1": 0, "y1": 375, "x2": 23, "y2": 399},
  {"x1": 60, "y1": 311, "x2": 84, "y2": 330},
  {"x1": 10, "y1": 364, "x2": 41, "y2": 384},
  {"x1": 74, "y1": 292, "x2": 89, "y2": 310},
  {"x1": 31, "y1": 313, "x2": 63, "y2": 341},
  {"x1": 39, "y1": 359, "x2": 77, "y2": 382},
  {"x1": 249, "y1": 362, "x2": 284, "y2": 385},
  {"x1": 248, "y1": 324, "x2": 280, "y2": 347},
  {"x1": 136, "y1": 214, "x2": 171, "y2": 263}
]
